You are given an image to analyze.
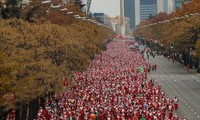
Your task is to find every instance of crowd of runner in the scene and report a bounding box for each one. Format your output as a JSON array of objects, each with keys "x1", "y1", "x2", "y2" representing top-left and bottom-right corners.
[
  {"x1": 36, "y1": 42, "x2": 187, "y2": 120},
  {"x1": 6, "y1": 41, "x2": 186, "y2": 120}
]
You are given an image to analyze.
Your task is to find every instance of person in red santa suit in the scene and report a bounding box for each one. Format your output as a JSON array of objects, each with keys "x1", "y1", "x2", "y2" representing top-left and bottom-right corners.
[
  {"x1": 172, "y1": 113, "x2": 180, "y2": 120},
  {"x1": 168, "y1": 103, "x2": 174, "y2": 119},
  {"x1": 98, "y1": 109, "x2": 104, "y2": 120},
  {"x1": 156, "y1": 110, "x2": 162, "y2": 120},
  {"x1": 114, "y1": 115, "x2": 122, "y2": 120},
  {"x1": 106, "y1": 112, "x2": 112, "y2": 120},
  {"x1": 131, "y1": 109, "x2": 139, "y2": 120},
  {"x1": 6, "y1": 110, "x2": 16, "y2": 120},
  {"x1": 174, "y1": 96, "x2": 179, "y2": 111}
]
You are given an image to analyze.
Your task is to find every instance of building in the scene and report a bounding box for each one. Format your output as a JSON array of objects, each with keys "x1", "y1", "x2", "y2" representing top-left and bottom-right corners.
[
  {"x1": 168, "y1": 0, "x2": 174, "y2": 13},
  {"x1": 173, "y1": 0, "x2": 191, "y2": 10},
  {"x1": 124, "y1": 17, "x2": 131, "y2": 35},
  {"x1": 124, "y1": 0, "x2": 165, "y2": 28},
  {"x1": 109, "y1": 16, "x2": 131, "y2": 35},
  {"x1": 173, "y1": 0, "x2": 184, "y2": 10},
  {"x1": 157, "y1": 0, "x2": 164, "y2": 13},
  {"x1": 92, "y1": 13, "x2": 112, "y2": 28},
  {"x1": 124, "y1": 0, "x2": 135, "y2": 29},
  {"x1": 140, "y1": 0, "x2": 157, "y2": 21}
]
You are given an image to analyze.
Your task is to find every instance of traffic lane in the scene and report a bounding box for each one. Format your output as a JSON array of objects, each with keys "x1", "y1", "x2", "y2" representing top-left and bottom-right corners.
[
  {"x1": 148, "y1": 73, "x2": 193, "y2": 119},
  {"x1": 177, "y1": 74, "x2": 200, "y2": 94},
  {"x1": 151, "y1": 56, "x2": 200, "y2": 91},
  {"x1": 147, "y1": 55, "x2": 200, "y2": 119},
  {"x1": 155, "y1": 59, "x2": 200, "y2": 120},
  {"x1": 161, "y1": 74, "x2": 200, "y2": 120}
]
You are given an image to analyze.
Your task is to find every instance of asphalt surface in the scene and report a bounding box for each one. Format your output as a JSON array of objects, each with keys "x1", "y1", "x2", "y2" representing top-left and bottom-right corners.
[{"x1": 146, "y1": 54, "x2": 200, "y2": 120}]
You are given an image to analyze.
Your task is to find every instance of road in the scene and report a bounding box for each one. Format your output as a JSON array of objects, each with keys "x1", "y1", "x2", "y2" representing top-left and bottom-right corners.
[{"x1": 146, "y1": 54, "x2": 200, "y2": 120}]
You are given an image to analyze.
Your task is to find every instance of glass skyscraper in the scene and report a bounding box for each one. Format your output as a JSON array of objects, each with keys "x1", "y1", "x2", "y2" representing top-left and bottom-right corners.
[
  {"x1": 140, "y1": 0, "x2": 157, "y2": 21},
  {"x1": 174, "y1": 0, "x2": 184, "y2": 9},
  {"x1": 124, "y1": 0, "x2": 164, "y2": 28},
  {"x1": 124, "y1": 0, "x2": 135, "y2": 29}
]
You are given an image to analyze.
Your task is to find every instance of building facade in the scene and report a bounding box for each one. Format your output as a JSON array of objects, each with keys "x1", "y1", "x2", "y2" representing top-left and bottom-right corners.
[
  {"x1": 140, "y1": 0, "x2": 157, "y2": 21},
  {"x1": 124, "y1": 0, "x2": 166, "y2": 28},
  {"x1": 172, "y1": 0, "x2": 191, "y2": 11},
  {"x1": 109, "y1": 16, "x2": 131, "y2": 35},
  {"x1": 124, "y1": 0, "x2": 135, "y2": 29},
  {"x1": 173, "y1": 0, "x2": 184, "y2": 10}
]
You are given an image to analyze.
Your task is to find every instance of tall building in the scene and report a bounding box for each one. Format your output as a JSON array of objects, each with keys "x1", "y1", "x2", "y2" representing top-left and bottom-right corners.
[
  {"x1": 140, "y1": 0, "x2": 157, "y2": 21},
  {"x1": 173, "y1": 0, "x2": 185, "y2": 10},
  {"x1": 124, "y1": 0, "x2": 165, "y2": 28},
  {"x1": 93, "y1": 13, "x2": 106, "y2": 23},
  {"x1": 109, "y1": 16, "x2": 131, "y2": 35},
  {"x1": 168, "y1": 0, "x2": 174, "y2": 13},
  {"x1": 124, "y1": 0, "x2": 135, "y2": 29},
  {"x1": 164, "y1": 0, "x2": 168, "y2": 13},
  {"x1": 157, "y1": 0, "x2": 164, "y2": 13}
]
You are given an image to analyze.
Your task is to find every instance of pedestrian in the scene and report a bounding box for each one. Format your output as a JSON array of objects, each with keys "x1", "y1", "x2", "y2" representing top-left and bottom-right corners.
[
  {"x1": 187, "y1": 64, "x2": 190, "y2": 72},
  {"x1": 174, "y1": 96, "x2": 179, "y2": 111},
  {"x1": 154, "y1": 64, "x2": 157, "y2": 71}
]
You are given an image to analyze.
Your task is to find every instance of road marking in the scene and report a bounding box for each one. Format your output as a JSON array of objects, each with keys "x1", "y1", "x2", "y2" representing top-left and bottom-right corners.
[
  {"x1": 151, "y1": 59, "x2": 199, "y2": 119},
  {"x1": 177, "y1": 75, "x2": 185, "y2": 80}
]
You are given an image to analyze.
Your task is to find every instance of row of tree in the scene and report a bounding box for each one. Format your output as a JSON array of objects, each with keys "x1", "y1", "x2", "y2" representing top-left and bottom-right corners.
[
  {"x1": 133, "y1": 0, "x2": 200, "y2": 58},
  {"x1": 0, "y1": 0, "x2": 115, "y2": 116}
]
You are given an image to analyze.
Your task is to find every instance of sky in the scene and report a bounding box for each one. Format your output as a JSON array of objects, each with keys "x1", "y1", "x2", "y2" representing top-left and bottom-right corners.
[{"x1": 90, "y1": 0, "x2": 120, "y2": 17}]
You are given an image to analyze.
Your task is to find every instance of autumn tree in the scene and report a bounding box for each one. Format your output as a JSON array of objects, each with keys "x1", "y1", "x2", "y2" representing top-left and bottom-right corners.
[
  {"x1": 0, "y1": 18, "x2": 114, "y2": 112},
  {"x1": 134, "y1": 0, "x2": 200, "y2": 53}
]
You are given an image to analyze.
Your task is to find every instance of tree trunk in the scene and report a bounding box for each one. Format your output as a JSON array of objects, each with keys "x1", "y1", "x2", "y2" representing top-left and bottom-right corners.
[
  {"x1": 26, "y1": 102, "x2": 29, "y2": 120},
  {"x1": 20, "y1": 104, "x2": 23, "y2": 120}
]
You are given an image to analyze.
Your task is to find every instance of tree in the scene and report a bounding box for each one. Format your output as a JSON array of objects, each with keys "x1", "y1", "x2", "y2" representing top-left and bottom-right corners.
[
  {"x1": 0, "y1": 18, "x2": 115, "y2": 111},
  {"x1": 0, "y1": 52, "x2": 15, "y2": 110}
]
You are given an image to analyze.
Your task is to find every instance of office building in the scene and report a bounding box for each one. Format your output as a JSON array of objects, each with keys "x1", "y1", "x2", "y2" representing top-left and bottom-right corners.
[
  {"x1": 124, "y1": 0, "x2": 165, "y2": 28},
  {"x1": 173, "y1": 0, "x2": 191, "y2": 10},
  {"x1": 140, "y1": 0, "x2": 157, "y2": 21},
  {"x1": 124, "y1": 0, "x2": 135, "y2": 28}
]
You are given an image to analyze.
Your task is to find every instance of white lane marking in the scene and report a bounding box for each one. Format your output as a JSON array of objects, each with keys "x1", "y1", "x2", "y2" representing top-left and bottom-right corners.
[
  {"x1": 174, "y1": 80, "x2": 177, "y2": 82},
  {"x1": 177, "y1": 75, "x2": 185, "y2": 80},
  {"x1": 155, "y1": 61, "x2": 200, "y2": 119}
]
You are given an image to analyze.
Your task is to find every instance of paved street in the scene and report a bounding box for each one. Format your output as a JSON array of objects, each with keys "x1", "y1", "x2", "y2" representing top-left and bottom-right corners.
[{"x1": 146, "y1": 54, "x2": 200, "y2": 120}]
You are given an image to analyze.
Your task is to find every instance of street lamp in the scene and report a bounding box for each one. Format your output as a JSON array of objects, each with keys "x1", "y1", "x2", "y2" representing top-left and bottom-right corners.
[
  {"x1": 67, "y1": 12, "x2": 73, "y2": 14},
  {"x1": 42, "y1": 0, "x2": 51, "y2": 4},
  {"x1": 74, "y1": 14, "x2": 79, "y2": 17},
  {"x1": 50, "y1": 4, "x2": 61, "y2": 8},
  {"x1": 61, "y1": 8, "x2": 67, "y2": 11}
]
